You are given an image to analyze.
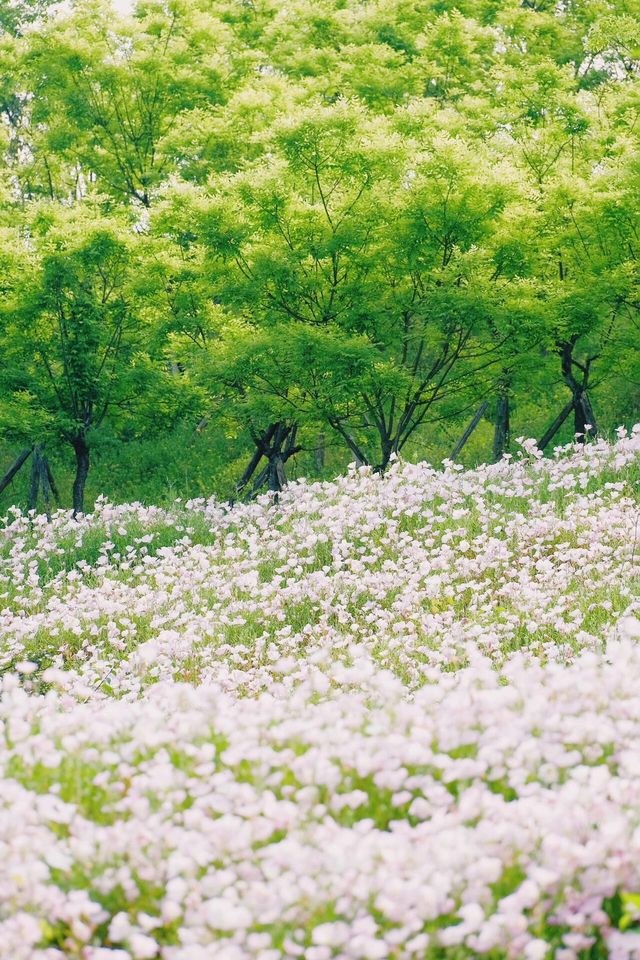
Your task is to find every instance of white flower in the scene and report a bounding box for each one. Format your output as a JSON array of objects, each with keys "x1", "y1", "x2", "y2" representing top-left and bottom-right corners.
[
  {"x1": 129, "y1": 933, "x2": 159, "y2": 959},
  {"x1": 524, "y1": 939, "x2": 549, "y2": 960},
  {"x1": 109, "y1": 913, "x2": 133, "y2": 942},
  {"x1": 202, "y1": 899, "x2": 252, "y2": 931},
  {"x1": 618, "y1": 616, "x2": 640, "y2": 639},
  {"x1": 14, "y1": 661, "x2": 37, "y2": 675}
]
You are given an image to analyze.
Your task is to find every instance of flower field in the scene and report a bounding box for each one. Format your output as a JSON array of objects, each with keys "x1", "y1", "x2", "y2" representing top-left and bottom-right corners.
[{"x1": 4, "y1": 433, "x2": 640, "y2": 959}]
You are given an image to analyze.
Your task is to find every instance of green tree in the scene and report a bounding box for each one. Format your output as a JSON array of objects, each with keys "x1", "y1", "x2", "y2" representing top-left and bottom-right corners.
[
  {"x1": 187, "y1": 103, "x2": 519, "y2": 480},
  {"x1": 0, "y1": 203, "x2": 144, "y2": 513},
  {"x1": 0, "y1": 0, "x2": 57, "y2": 36},
  {"x1": 18, "y1": 0, "x2": 245, "y2": 205}
]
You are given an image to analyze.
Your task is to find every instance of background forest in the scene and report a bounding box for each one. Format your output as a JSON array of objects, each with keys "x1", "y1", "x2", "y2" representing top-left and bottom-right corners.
[{"x1": 0, "y1": 0, "x2": 638, "y2": 513}]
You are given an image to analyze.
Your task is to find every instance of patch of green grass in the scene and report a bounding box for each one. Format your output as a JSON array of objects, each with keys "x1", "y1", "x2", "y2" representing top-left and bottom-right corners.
[{"x1": 6, "y1": 754, "x2": 121, "y2": 825}]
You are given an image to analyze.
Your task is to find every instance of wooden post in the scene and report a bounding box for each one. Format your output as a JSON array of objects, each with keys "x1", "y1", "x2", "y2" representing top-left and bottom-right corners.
[
  {"x1": 39, "y1": 454, "x2": 52, "y2": 521},
  {"x1": 537, "y1": 400, "x2": 575, "y2": 451},
  {"x1": 450, "y1": 400, "x2": 489, "y2": 460},
  {"x1": 28, "y1": 446, "x2": 41, "y2": 512},
  {"x1": 314, "y1": 433, "x2": 326, "y2": 473},
  {"x1": 44, "y1": 457, "x2": 59, "y2": 503},
  {"x1": 0, "y1": 447, "x2": 32, "y2": 496}
]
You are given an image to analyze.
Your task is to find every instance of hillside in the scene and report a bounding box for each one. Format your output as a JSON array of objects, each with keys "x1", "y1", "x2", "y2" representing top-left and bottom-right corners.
[{"x1": 3, "y1": 433, "x2": 640, "y2": 958}]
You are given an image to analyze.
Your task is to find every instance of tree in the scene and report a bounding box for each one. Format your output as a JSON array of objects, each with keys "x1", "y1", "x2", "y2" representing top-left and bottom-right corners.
[
  {"x1": 0, "y1": 0, "x2": 638, "y2": 511},
  {"x1": 0, "y1": 203, "x2": 143, "y2": 514},
  {"x1": 0, "y1": 0, "x2": 57, "y2": 36},
  {"x1": 17, "y1": 0, "x2": 244, "y2": 205},
  {"x1": 188, "y1": 103, "x2": 519, "y2": 477}
]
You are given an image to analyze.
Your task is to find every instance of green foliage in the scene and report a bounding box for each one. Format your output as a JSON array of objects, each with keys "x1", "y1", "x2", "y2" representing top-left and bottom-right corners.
[
  {"x1": 0, "y1": 203, "x2": 142, "y2": 442},
  {"x1": 0, "y1": 0, "x2": 638, "y2": 508},
  {"x1": 0, "y1": 0, "x2": 57, "y2": 36}
]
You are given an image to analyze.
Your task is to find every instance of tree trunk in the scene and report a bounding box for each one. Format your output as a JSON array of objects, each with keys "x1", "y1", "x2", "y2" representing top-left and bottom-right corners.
[
  {"x1": 239, "y1": 422, "x2": 302, "y2": 498},
  {"x1": 237, "y1": 439, "x2": 269, "y2": 493},
  {"x1": 574, "y1": 391, "x2": 597, "y2": 440},
  {"x1": 237, "y1": 422, "x2": 299, "y2": 497},
  {"x1": 377, "y1": 446, "x2": 392, "y2": 473},
  {"x1": 266, "y1": 422, "x2": 296, "y2": 495},
  {"x1": 71, "y1": 437, "x2": 90, "y2": 517},
  {"x1": 492, "y1": 392, "x2": 510, "y2": 462},
  {"x1": 268, "y1": 452, "x2": 287, "y2": 493},
  {"x1": 560, "y1": 340, "x2": 598, "y2": 442}
]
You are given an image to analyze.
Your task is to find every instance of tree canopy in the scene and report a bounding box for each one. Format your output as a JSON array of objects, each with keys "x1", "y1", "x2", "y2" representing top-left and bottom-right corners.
[{"x1": 0, "y1": 0, "x2": 639, "y2": 510}]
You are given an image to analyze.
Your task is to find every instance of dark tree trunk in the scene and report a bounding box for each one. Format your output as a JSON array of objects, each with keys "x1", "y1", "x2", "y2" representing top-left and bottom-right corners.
[
  {"x1": 268, "y1": 452, "x2": 287, "y2": 493},
  {"x1": 574, "y1": 391, "x2": 597, "y2": 439},
  {"x1": 237, "y1": 424, "x2": 278, "y2": 494},
  {"x1": 238, "y1": 422, "x2": 302, "y2": 498},
  {"x1": 377, "y1": 442, "x2": 393, "y2": 473},
  {"x1": 560, "y1": 340, "x2": 598, "y2": 442},
  {"x1": 492, "y1": 391, "x2": 510, "y2": 462},
  {"x1": 71, "y1": 436, "x2": 90, "y2": 517},
  {"x1": 266, "y1": 422, "x2": 300, "y2": 494},
  {"x1": 237, "y1": 440, "x2": 269, "y2": 493},
  {"x1": 266, "y1": 423, "x2": 287, "y2": 495}
]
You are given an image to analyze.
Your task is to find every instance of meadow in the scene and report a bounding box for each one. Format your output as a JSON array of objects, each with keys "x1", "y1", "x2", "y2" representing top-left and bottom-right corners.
[{"x1": 3, "y1": 432, "x2": 640, "y2": 958}]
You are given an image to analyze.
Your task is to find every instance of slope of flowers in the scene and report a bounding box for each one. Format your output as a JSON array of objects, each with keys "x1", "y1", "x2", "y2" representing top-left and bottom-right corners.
[{"x1": 2, "y1": 432, "x2": 640, "y2": 958}]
